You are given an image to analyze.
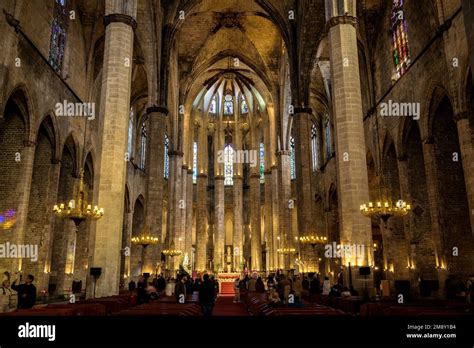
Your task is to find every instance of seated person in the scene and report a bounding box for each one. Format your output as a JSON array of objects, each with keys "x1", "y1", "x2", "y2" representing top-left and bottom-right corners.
[
  {"x1": 268, "y1": 289, "x2": 282, "y2": 307},
  {"x1": 341, "y1": 286, "x2": 351, "y2": 298}
]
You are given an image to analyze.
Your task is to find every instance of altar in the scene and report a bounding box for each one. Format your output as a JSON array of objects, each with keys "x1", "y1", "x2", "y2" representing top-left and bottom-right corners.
[{"x1": 217, "y1": 272, "x2": 240, "y2": 294}]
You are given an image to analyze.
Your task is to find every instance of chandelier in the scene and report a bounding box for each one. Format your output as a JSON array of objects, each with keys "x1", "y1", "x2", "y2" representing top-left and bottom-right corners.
[
  {"x1": 53, "y1": 169, "x2": 103, "y2": 226},
  {"x1": 299, "y1": 235, "x2": 327, "y2": 247},
  {"x1": 131, "y1": 227, "x2": 158, "y2": 247},
  {"x1": 360, "y1": 187, "x2": 411, "y2": 223},
  {"x1": 277, "y1": 248, "x2": 297, "y2": 255},
  {"x1": 162, "y1": 249, "x2": 182, "y2": 257}
]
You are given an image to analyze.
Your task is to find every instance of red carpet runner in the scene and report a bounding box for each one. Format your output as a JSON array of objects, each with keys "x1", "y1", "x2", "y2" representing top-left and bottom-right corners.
[{"x1": 212, "y1": 295, "x2": 248, "y2": 316}]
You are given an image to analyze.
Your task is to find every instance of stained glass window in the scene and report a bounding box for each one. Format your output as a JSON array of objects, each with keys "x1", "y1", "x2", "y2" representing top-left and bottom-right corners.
[
  {"x1": 127, "y1": 107, "x2": 134, "y2": 156},
  {"x1": 48, "y1": 0, "x2": 68, "y2": 73},
  {"x1": 224, "y1": 144, "x2": 234, "y2": 186},
  {"x1": 259, "y1": 142, "x2": 265, "y2": 183},
  {"x1": 224, "y1": 94, "x2": 234, "y2": 115},
  {"x1": 290, "y1": 136, "x2": 296, "y2": 180},
  {"x1": 193, "y1": 142, "x2": 198, "y2": 184},
  {"x1": 164, "y1": 134, "x2": 170, "y2": 179},
  {"x1": 139, "y1": 117, "x2": 147, "y2": 170},
  {"x1": 324, "y1": 114, "x2": 332, "y2": 160},
  {"x1": 311, "y1": 123, "x2": 318, "y2": 172},
  {"x1": 241, "y1": 95, "x2": 248, "y2": 114},
  {"x1": 210, "y1": 95, "x2": 217, "y2": 114},
  {"x1": 391, "y1": 0, "x2": 410, "y2": 80}
]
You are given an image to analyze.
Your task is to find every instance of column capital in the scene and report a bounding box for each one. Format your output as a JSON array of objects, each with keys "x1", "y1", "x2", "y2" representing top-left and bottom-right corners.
[
  {"x1": 197, "y1": 173, "x2": 207, "y2": 179},
  {"x1": 264, "y1": 170, "x2": 272, "y2": 176},
  {"x1": 326, "y1": 15, "x2": 358, "y2": 30},
  {"x1": 146, "y1": 105, "x2": 168, "y2": 115},
  {"x1": 215, "y1": 175, "x2": 225, "y2": 180},
  {"x1": 250, "y1": 173, "x2": 261, "y2": 179},
  {"x1": 270, "y1": 165, "x2": 278, "y2": 171},
  {"x1": 277, "y1": 150, "x2": 291, "y2": 156},
  {"x1": 187, "y1": 169, "x2": 194, "y2": 175},
  {"x1": 453, "y1": 111, "x2": 469, "y2": 122},
  {"x1": 103, "y1": 14, "x2": 137, "y2": 30},
  {"x1": 233, "y1": 174, "x2": 243, "y2": 180},
  {"x1": 182, "y1": 165, "x2": 188, "y2": 171},
  {"x1": 294, "y1": 107, "x2": 312, "y2": 114}
]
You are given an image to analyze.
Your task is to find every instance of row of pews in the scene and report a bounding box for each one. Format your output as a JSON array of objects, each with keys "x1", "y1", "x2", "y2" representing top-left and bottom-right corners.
[
  {"x1": 303, "y1": 292, "x2": 473, "y2": 317},
  {"x1": 0, "y1": 295, "x2": 132, "y2": 316},
  {"x1": 245, "y1": 293, "x2": 348, "y2": 317}
]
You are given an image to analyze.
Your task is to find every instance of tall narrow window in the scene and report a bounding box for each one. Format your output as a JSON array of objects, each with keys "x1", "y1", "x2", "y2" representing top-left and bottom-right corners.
[
  {"x1": 241, "y1": 95, "x2": 248, "y2": 114},
  {"x1": 48, "y1": 0, "x2": 68, "y2": 73},
  {"x1": 193, "y1": 142, "x2": 198, "y2": 184},
  {"x1": 127, "y1": 107, "x2": 134, "y2": 156},
  {"x1": 324, "y1": 114, "x2": 332, "y2": 160},
  {"x1": 290, "y1": 136, "x2": 296, "y2": 180},
  {"x1": 224, "y1": 94, "x2": 234, "y2": 115},
  {"x1": 224, "y1": 144, "x2": 234, "y2": 186},
  {"x1": 209, "y1": 95, "x2": 217, "y2": 115},
  {"x1": 164, "y1": 134, "x2": 170, "y2": 179},
  {"x1": 391, "y1": 0, "x2": 410, "y2": 80},
  {"x1": 139, "y1": 117, "x2": 147, "y2": 170},
  {"x1": 259, "y1": 142, "x2": 265, "y2": 183},
  {"x1": 311, "y1": 123, "x2": 319, "y2": 172}
]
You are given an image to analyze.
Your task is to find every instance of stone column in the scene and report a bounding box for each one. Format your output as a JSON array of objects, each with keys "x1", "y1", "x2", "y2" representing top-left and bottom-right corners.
[
  {"x1": 249, "y1": 173, "x2": 262, "y2": 271},
  {"x1": 293, "y1": 108, "x2": 313, "y2": 239},
  {"x1": 232, "y1": 175, "x2": 242, "y2": 271},
  {"x1": 214, "y1": 176, "x2": 225, "y2": 272},
  {"x1": 195, "y1": 173, "x2": 208, "y2": 271},
  {"x1": 264, "y1": 170, "x2": 274, "y2": 271},
  {"x1": 455, "y1": 113, "x2": 474, "y2": 235},
  {"x1": 326, "y1": 3, "x2": 372, "y2": 289},
  {"x1": 143, "y1": 106, "x2": 167, "y2": 274},
  {"x1": 167, "y1": 151, "x2": 183, "y2": 272},
  {"x1": 461, "y1": 0, "x2": 474, "y2": 78},
  {"x1": 90, "y1": 8, "x2": 137, "y2": 297},
  {"x1": 185, "y1": 169, "x2": 194, "y2": 261},
  {"x1": 277, "y1": 150, "x2": 293, "y2": 270},
  {"x1": 271, "y1": 165, "x2": 280, "y2": 270}
]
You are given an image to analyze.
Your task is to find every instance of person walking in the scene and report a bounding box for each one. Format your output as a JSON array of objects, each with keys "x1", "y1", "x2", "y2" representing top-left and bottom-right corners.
[
  {"x1": 198, "y1": 274, "x2": 215, "y2": 317},
  {"x1": 233, "y1": 278, "x2": 240, "y2": 303}
]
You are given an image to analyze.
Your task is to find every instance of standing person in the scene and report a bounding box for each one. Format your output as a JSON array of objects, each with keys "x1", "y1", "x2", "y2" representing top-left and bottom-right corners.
[
  {"x1": 247, "y1": 275, "x2": 257, "y2": 292},
  {"x1": 233, "y1": 278, "x2": 240, "y2": 303},
  {"x1": 128, "y1": 279, "x2": 136, "y2": 292},
  {"x1": 136, "y1": 276, "x2": 147, "y2": 304},
  {"x1": 466, "y1": 277, "x2": 473, "y2": 304},
  {"x1": 322, "y1": 276, "x2": 331, "y2": 296},
  {"x1": 0, "y1": 280, "x2": 12, "y2": 313},
  {"x1": 255, "y1": 277, "x2": 265, "y2": 293},
  {"x1": 156, "y1": 274, "x2": 166, "y2": 293},
  {"x1": 11, "y1": 275, "x2": 36, "y2": 309},
  {"x1": 175, "y1": 276, "x2": 187, "y2": 303},
  {"x1": 293, "y1": 275, "x2": 303, "y2": 299},
  {"x1": 198, "y1": 274, "x2": 215, "y2": 317}
]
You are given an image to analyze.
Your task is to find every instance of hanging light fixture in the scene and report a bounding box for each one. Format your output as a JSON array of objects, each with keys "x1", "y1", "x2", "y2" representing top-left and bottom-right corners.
[
  {"x1": 298, "y1": 234, "x2": 328, "y2": 248},
  {"x1": 360, "y1": 111, "x2": 411, "y2": 224},
  {"x1": 53, "y1": 118, "x2": 103, "y2": 226},
  {"x1": 162, "y1": 249, "x2": 182, "y2": 257},
  {"x1": 131, "y1": 227, "x2": 159, "y2": 248}
]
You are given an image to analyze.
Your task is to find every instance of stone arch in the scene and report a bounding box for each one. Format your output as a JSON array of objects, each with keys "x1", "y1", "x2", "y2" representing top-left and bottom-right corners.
[{"x1": 430, "y1": 93, "x2": 474, "y2": 279}]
